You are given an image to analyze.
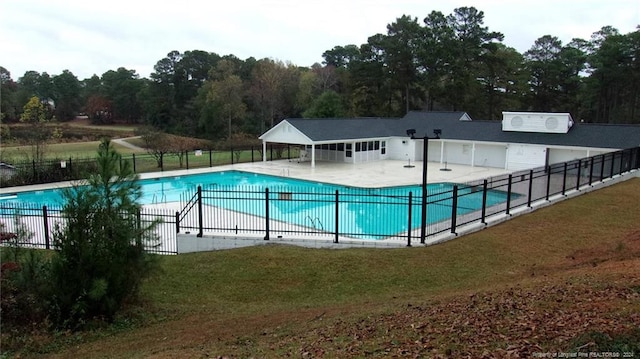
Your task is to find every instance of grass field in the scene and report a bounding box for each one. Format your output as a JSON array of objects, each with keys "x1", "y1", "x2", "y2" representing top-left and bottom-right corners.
[
  {"x1": 6, "y1": 178, "x2": 640, "y2": 358},
  {"x1": 0, "y1": 140, "x2": 144, "y2": 160}
]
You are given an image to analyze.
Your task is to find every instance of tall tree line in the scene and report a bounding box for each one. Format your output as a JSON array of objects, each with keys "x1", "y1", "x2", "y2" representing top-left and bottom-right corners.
[{"x1": 1, "y1": 6, "x2": 639, "y2": 142}]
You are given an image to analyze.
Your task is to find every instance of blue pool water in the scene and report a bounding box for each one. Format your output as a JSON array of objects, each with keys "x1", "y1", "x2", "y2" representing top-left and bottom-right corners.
[{"x1": 0, "y1": 171, "x2": 510, "y2": 239}]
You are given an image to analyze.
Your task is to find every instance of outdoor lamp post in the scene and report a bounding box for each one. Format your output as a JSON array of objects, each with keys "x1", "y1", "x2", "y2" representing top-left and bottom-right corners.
[{"x1": 407, "y1": 128, "x2": 442, "y2": 244}]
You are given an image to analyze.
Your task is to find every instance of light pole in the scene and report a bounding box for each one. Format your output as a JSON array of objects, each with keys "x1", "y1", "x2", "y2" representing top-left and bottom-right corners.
[{"x1": 406, "y1": 128, "x2": 441, "y2": 244}]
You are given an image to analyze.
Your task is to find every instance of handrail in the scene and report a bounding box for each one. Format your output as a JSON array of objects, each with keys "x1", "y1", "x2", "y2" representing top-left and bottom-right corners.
[
  {"x1": 305, "y1": 215, "x2": 316, "y2": 229},
  {"x1": 178, "y1": 189, "x2": 199, "y2": 222}
]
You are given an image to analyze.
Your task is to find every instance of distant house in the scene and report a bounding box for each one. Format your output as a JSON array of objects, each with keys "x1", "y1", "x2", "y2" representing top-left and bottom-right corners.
[
  {"x1": 259, "y1": 111, "x2": 640, "y2": 170},
  {"x1": 0, "y1": 162, "x2": 17, "y2": 180}
]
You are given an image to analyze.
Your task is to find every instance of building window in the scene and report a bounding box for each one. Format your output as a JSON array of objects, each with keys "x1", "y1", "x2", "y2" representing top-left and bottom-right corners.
[
  {"x1": 381, "y1": 141, "x2": 386, "y2": 155},
  {"x1": 355, "y1": 142, "x2": 361, "y2": 152},
  {"x1": 338, "y1": 143, "x2": 344, "y2": 151},
  {"x1": 346, "y1": 143, "x2": 352, "y2": 157}
]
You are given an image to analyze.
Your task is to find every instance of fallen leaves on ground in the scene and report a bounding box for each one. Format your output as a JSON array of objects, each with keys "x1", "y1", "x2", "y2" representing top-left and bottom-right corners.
[{"x1": 258, "y1": 273, "x2": 640, "y2": 358}]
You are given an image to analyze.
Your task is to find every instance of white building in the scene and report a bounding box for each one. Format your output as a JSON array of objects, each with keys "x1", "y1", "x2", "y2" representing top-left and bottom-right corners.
[{"x1": 259, "y1": 111, "x2": 640, "y2": 170}]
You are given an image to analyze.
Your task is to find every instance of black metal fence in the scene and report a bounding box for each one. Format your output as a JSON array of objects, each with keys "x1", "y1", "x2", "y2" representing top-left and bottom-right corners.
[
  {"x1": 0, "y1": 144, "x2": 295, "y2": 188},
  {"x1": 176, "y1": 146, "x2": 640, "y2": 246},
  {"x1": 1, "y1": 146, "x2": 639, "y2": 253},
  {"x1": 0, "y1": 204, "x2": 177, "y2": 255}
]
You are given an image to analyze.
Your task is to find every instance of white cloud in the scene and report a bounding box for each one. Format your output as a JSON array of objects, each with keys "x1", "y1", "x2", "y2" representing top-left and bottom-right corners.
[{"x1": 0, "y1": 0, "x2": 638, "y2": 80}]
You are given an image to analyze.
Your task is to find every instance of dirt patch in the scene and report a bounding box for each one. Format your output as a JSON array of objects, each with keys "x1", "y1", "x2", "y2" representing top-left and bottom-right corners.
[{"x1": 564, "y1": 228, "x2": 640, "y2": 269}]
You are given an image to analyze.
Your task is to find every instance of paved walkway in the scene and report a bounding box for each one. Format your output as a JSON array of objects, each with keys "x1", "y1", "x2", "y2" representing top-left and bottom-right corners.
[{"x1": 112, "y1": 136, "x2": 145, "y2": 152}]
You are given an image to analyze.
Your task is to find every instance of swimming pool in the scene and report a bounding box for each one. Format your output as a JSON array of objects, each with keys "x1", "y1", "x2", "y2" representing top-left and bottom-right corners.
[{"x1": 0, "y1": 171, "x2": 511, "y2": 239}]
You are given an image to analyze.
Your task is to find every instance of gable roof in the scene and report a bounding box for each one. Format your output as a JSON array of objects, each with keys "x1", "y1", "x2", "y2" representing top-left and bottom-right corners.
[{"x1": 260, "y1": 111, "x2": 640, "y2": 150}]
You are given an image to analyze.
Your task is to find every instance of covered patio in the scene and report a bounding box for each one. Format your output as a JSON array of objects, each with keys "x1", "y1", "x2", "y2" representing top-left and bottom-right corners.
[{"x1": 258, "y1": 118, "x2": 393, "y2": 168}]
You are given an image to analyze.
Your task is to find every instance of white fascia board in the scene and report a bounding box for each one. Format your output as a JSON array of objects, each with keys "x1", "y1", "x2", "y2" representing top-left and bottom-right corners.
[{"x1": 258, "y1": 120, "x2": 314, "y2": 145}]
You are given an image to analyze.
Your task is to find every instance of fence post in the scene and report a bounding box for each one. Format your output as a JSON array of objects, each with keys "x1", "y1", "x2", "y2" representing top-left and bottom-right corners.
[
  {"x1": 588, "y1": 157, "x2": 594, "y2": 186},
  {"x1": 561, "y1": 162, "x2": 568, "y2": 195},
  {"x1": 334, "y1": 190, "x2": 339, "y2": 243},
  {"x1": 481, "y1": 180, "x2": 488, "y2": 224},
  {"x1": 197, "y1": 186, "x2": 203, "y2": 237},
  {"x1": 450, "y1": 185, "x2": 458, "y2": 234},
  {"x1": 270, "y1": 145, "x2": 273, "y2": 161},
  {"x1": 506, "y1": 174, "x2": 512, "y2": 216},
  {"x1": 251, "y1": 146, "x2": 254, "y2": 162},
  {"x1": 610, "y1": 152, "x2": 615, "y2": 179},
  {"x1": 136, "y1": 208, "x2": 142, "y2": 245},
  {"x1": 527, "y1": 169, "x2": 533, "y2": 207},
  {"x1": 160, "y1": 154, "x2": 164, "y2": 172},
  {"x1": 132, "y1": 153, "x2": 136, "y2": 173},
  {"x1": 619, "y1": 149, "x2": 625, "y2": 174},
  {"x1": 546, "y1": 165, "x2": 552, "y2": 200},
  {"x1": 287, "y1": 145, "x2": 291, "y2": 160},
  {"x1": 407, "y1": 191, "x2": 412, "y2": 247},
  {"x1": 264, "y1": 188, "x2": 270, "y2": 240},
  {"x1": 209, "y1": 149, "x2": 213, "y2": 167},
  {"x1": 186, "y1": 150, "x2": 189, "y2": 170},
  {"x1": 576, "y1": 159, "x2": 582, "y2": 191},
  {"x1": 32, "y1": 159, "x2": 36, "y2": 180},
  {"x1": 230, "y1": 147, "x2": 234, "y2": 165},
  {"x1": 42, "y1": 205, "x2": 50, "y2": 249},
  {"x1": 600, "y1": 154, "x2": 606, "y2": 182},
  {"x1": 175, "y1": 211, "x2": 180, "y2": 233}
]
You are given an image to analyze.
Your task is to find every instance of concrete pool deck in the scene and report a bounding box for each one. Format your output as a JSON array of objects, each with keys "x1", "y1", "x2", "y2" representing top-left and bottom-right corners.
[
  {"x1": 0, "y1": 160, "x2": 509, "y2": 195},
  {"x1": 141, "y1": 159, "x2": 512, "y2": 188},
  {"x1": 1, "y1": 159, "x2": 509, "y2": 196}
]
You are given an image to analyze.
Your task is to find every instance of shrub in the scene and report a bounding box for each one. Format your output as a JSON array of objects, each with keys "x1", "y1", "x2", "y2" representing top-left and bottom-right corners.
[
  {"x1": 49, "y1": 139, "x2": 159, "y2": 329},
  {"x1": 0, "y1": 220, "x2": 52, "y2": 329}
]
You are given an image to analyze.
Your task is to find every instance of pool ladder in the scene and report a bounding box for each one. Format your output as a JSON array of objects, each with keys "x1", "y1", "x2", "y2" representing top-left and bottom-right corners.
[
  {"x1": 305, "y1": 216, "x2": 324, "y2": 230},
  {"x1": 152, "y1": 193, "x2": 167, "y2": 204}
]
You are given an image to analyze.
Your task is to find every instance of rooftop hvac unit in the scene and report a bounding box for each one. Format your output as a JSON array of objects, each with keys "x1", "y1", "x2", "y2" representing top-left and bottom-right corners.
[{"x1": 502, "y1": 112, "x2": 573, "y2": 134}]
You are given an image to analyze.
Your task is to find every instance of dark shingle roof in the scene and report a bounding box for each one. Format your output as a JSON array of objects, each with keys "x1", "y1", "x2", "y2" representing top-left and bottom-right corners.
[
  {"x1": 286, "y1": 117, "x2": 400, "y2": 141},
  {"x1": 279, "y1": 111, "x2": 640, "y2": 149},
  {"x1": 402, "y1": 111, "x2": 640, "y2": 149}
]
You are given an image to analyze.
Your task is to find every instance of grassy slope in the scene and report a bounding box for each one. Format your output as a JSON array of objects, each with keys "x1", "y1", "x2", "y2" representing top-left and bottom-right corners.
[{"x1": 28, "y1": 178, "x2": 640, "y2": 358}]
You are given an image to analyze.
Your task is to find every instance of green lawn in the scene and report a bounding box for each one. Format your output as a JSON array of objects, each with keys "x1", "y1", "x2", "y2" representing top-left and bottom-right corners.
[
  {"x1": 5, "y1": 178, "x2": 639, "y2": 357},
  {"x1": 1, "y1": 143, "x2": 296, "y2": 176},
  {"x1": 0, "y1": 141, "x2": 144, "y2": 161}
]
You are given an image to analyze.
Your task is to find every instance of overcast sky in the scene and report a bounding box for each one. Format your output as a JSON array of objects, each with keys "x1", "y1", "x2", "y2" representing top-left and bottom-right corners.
[{"x1": 1, "y1": 0, "x2": 638, "y2": 80}]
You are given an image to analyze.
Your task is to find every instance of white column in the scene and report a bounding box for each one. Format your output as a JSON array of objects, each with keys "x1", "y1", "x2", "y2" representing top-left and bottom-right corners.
[
  {"x1": 471, "y1": 142, "x2": 476, "y2": 167},
  {"x1": 262, "y1": 141, "x2": 267, "y2": 162},
  {"x1": 311, "y1": 144, "x2": 316, "y2": 168},
  {"x1": 352, "y1": 142, "x2": 356, "y2": 164},
  {"x1": 439, "y1": 140, "x2": 445, "y2": 164}
]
